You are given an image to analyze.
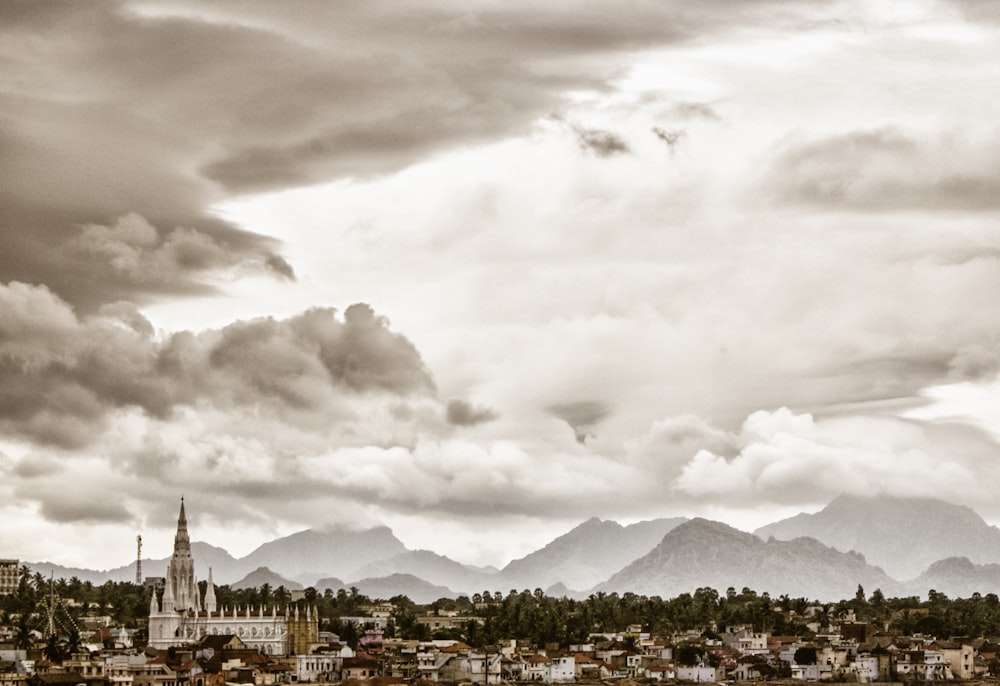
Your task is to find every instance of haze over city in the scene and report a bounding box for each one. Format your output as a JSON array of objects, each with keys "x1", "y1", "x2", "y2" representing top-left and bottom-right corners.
[{"x1": 3, "y1": 0, "x2": 1000, "y2": 572}]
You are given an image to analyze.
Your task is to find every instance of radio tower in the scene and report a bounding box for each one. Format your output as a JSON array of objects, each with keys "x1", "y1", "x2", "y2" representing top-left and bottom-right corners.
[{"x1": 136, "y1": 535, "x2": 142, "y2": 585}]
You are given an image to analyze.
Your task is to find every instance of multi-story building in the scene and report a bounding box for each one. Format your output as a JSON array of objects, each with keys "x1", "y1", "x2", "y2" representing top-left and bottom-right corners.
[{"x1": 0, "y1": 559, "x2": 19, "y2": 595}]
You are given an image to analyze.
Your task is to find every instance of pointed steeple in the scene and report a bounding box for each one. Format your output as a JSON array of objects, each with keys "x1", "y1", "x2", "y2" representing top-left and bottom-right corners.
[
  {"x1": 174, "y1": 497, "x2": 192, "y2": 555},
  {"x1": 166, "y1": 497, "x2": 198, "y2": 612},
  {"x1": 204, "y1": 567, "x2": 217, "y2": 613},
  {"x1": 149, "y1": 587, "x2": 160, "y2": 614},
  {"x1": 162, "y1": 566, "x2": 175, "y2": 609}
]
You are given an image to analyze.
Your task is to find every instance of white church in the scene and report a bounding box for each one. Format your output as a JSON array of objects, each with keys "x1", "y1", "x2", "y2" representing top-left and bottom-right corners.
[{"x1": 147, "y1": 499, "x2": 317, "y2": 655}]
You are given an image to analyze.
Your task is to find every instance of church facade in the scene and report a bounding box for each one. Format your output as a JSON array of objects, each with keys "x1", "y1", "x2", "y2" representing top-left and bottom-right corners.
[{"x1": 147, "y1": 499, "x2": 318, "y2": 655}]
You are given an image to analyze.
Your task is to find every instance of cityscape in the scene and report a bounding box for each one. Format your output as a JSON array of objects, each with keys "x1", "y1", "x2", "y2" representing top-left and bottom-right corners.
[{"x1": 7, "y1": 496, "x2": 1000, "y2": 684}]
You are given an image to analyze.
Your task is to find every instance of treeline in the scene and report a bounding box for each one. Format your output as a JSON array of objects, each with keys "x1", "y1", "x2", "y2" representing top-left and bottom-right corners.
[
  {"x1": 6, "y1": 565, "x2": 1000, "y2": 650},
  {"x1": 378, "y1": 586, "x2": 1000, "y2": 648}
]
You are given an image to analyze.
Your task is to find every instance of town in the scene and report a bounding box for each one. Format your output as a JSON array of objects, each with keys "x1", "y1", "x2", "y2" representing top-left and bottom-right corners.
[{"x1": 5, "y1": 552, "x2": 1000, "y2": 686}]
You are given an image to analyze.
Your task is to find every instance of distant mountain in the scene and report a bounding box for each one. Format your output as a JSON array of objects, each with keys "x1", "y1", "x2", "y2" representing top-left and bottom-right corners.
[
  {"x1": 189, "y1": 542, "x2": 246, "y2": 583},
  {"x1": 350, "y1": 573, "x2": 458, "y2": 604},
  {"x1": 313, "y1": 577, "x2": 346, "y2": 594},
  {"x1": 231, "y1": 567, "x2": 303, "y2": 591},
  {"x1": 907, "y1": 557, "x2": 1000, "y2": 598},
  {"x1": 755, "y1": 495, "x2": 1000, "y2": 580},
  {"x1": 25, "y1": 561, "x2": 124, "y2": 586},
  {"x1": 42, "y1": 503, "x2": 994, "y2": 601},
  {"x1": 544, "y1": 582, "x2": 585, "y2": 600},
  {"x1": 499, "y1": 517, "x2": 688, "y2": 591},
  {"x1": 352, "y1": 549, "x2": 493, "y2": 594},
  {"x1": 28, "y1": 542, "x2": 243, "y2": 585},
  {"x1": 598, "y1": 518, "x2": 899, "y2": 601},
  {"x1": 241, "y1": 526, "x2": 408, "y2": 581}
]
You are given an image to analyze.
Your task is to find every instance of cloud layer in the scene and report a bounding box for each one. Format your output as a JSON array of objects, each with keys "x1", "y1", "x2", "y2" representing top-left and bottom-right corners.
[
  {"x1": 4, "y1": 0, "x2": 1000, "y2": 569},
  {"x1": 0, "y1": 283, "x2": 435, "y2": 448}
]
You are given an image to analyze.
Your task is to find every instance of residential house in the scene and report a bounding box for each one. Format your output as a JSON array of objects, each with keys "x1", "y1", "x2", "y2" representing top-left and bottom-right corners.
[
  {"x1": 732, "y1": 656, "x2": 772, "y2": 681},
  {"x1": 293, "y1": 652, "x2": 340, "y2": 682},
  {"x1": 106, "y1": 655, "x2": 147, "y2": 686},
  {"x1": 676, "y1": 665, "x2": 723, "y2": 682},
  {"x1": 548, "y1": 656, "x2": 575, "y2": 683},
  {"x1": 341, "y1": 653, "x2": 380, "y2": 680},
  {"x1": 524, "y1": 654, "x2": 551, "y2": 682},
  {"x1": 0, "y1": 661, "x2": 27, "y2": 686},
  {"x1": 130, "y1": 654, "x2": 179, "y2": 686},
  {"x1": 572, "y1": 653, "x2": 604, "y2": 681},
  {"x1": 465, "y1": 651, "x2": 502, "y2": 685},
  {"x1": 722, "y1": 626, "x2": 769, "y2": 655},
  {"x1": 644, "y1": 664, "x2": 675, "y2": 681},
  {"x1": 790, "y1": 662, "x2": 833, "y2": 681},
  {"x1": 933, "y1": 641, "x2": 975, "y2": 680},
  {"x1": 61, "y1": 652, "x2": 104, "y2": 681},
  {"x1": 416, "y1": 650, "x2": 454, "y2": 682}
]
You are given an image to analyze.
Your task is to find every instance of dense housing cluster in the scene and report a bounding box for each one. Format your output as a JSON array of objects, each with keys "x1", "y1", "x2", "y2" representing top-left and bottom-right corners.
[{"x1": 5, "y1": 571, "x2": 1000, "y2": 686}]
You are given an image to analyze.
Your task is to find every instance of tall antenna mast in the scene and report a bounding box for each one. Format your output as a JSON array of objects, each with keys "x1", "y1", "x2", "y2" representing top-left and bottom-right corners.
[
  {"x1": 48, "y1": 572, "x2": 55, "y2": 637},
  {"x1": 136, "y1": 535, "x2": 142, "y2": 585}
]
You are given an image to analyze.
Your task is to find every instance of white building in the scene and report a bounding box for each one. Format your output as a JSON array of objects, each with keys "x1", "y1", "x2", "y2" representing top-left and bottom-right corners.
[
  {"x1": 676, "y1": 665, "x2": 722, "y2": 682},
  {"x1": 147, "y1": 499, "x2": 316, "y2": 655}
]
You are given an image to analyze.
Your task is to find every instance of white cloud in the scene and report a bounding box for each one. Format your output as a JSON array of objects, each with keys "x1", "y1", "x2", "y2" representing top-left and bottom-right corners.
[{"x1": 7, "y1": 0, "x2": 1000, "y2": 570}]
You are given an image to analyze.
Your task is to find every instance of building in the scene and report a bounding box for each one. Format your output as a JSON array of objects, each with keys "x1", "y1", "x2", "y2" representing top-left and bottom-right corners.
[
  {"x1": 147, "y1": 499, "x2": 318, "y2": 655},
  {"x1": 0, "y1": 560, "x2": 19, "y2": 596}
]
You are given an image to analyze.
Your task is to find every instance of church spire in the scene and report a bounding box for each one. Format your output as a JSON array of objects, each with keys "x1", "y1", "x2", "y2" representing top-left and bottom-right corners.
[
  {"x1": 204, "y1": 567, "x2": 217, "y2": 613},
  {"x1": 174, "y1": 497, "x2": 191, "y2": 555},
  {"x1": 166, "y1": 497, "x2": 197, "y2": 611}
]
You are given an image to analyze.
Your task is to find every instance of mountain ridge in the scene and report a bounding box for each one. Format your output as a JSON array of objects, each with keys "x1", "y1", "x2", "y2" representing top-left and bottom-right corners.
[
  {"x1": 21, "y1": 496, "x2": 1000, "y2": 602},
  {"x1": 598, "y1": 517, "x2": 900, "y2": 601},
  {"x1": 754, "y1": 494, "x2": 1000, "y2": 580}
]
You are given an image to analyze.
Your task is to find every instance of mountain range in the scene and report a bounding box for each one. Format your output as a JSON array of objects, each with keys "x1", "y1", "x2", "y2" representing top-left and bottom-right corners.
[
  {"x1": 23, "y1": 496, "x2": 1000, "y2": 602},
  {"x1": 755, "y1": 494, "x2": 1000, "y2": 580}
]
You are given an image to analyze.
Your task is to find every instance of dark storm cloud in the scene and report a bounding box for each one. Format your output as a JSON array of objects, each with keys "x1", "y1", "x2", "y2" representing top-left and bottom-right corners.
[
  {"x1": 547, "y1": 400, "x2": 609, "y2": 442},
  {"x1": 37, "y1": 497, "x2": 133, "y2": 525},
  {"x1": 949, "y1": 345, "x2": 1000, "y2": 381},
  {"x1": 11, "y1": 455, "x2": 63, "y2": 479},
  {"x1": 71, "y1": 213, "x2": 294, "y2": 286},
  {"x1": 0, "y1": 0, "x2": 806, "y2": 309},
  {"x1": 206, "y1": 303, "x2": 435, "y2": 399},
  {"x1": 0, "y1": 283, "x2": 435, "y2": 447},
  {"x1": 765, "y1": 128, "x2": 1000, "y2": 211},
  {"x1": 572, "y1": 125, "x2": 631, "y2": 157},
  {"x1": 652, "y1": 126, "x2": 686, "y2": 150},
  {"x1": 446, "y1": 399, "x2": 499, "y2": 426}
]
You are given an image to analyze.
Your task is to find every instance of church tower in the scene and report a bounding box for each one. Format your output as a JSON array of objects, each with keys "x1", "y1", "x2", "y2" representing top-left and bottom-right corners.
[
  {"x1": 148, "y1": 498, "x2": 310, "y2": 655},
  {"x1": 164, "y1": 498, "x2": 201, "y2": 612}
]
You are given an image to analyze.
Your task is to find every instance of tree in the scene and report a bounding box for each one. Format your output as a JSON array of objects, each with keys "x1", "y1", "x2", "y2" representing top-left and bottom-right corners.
[
  {"x1": 794, "y1": 646, "x2": 818, "y2": 665},
  {"x1": 677, "y1": 644, "x2": 705, "y2": 666}
]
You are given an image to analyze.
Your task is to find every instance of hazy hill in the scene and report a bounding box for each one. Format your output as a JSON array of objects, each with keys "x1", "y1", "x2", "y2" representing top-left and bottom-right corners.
[
  {"x1": 544, "y1": 582, "x2": 584, "y2": 599},
  {"x1": 352, "y1": 549, "x2": 494, "y2": 594},
  {"x1": 755, "y1": 495, "x2": 1000, "y2": 580},
  {"x1": 350, "y1": 573, "x2": 458, "y2": 604},
  {"x1": 907, "y1": 557, "x2": 1000, "y2": 598},
  {"x1": 498, "y1": 517, "x2": 688, "y2": 591},
  {"x1": 24, "y1": 561, "x2": 125, "y2": 586},
  {"x1": 29, "y1": 542, "x2": 243, "y2": 585},
  {"x1": 231, "y1": 566, "x2": 303, "y2": 591},
  {"x1": 598, "y1": 518, "x2": 899, "y2": 600},
  {"x1": 241, "y1": 526, "x2": 408, "y2": 581},
  {"x1": 313, "y1": 577, "x2": 346, "y2": 594}
]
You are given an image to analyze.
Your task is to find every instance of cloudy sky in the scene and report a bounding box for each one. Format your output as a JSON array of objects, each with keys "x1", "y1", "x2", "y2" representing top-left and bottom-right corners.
[{"x1": 4, "y1": 0, "x2": 1000, "y2": 572}]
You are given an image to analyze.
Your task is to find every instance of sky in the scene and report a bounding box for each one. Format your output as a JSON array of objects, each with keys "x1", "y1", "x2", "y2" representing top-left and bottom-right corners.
[{"x1": 3, "y1": 0, "x2": 1000, "y2": 573}]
